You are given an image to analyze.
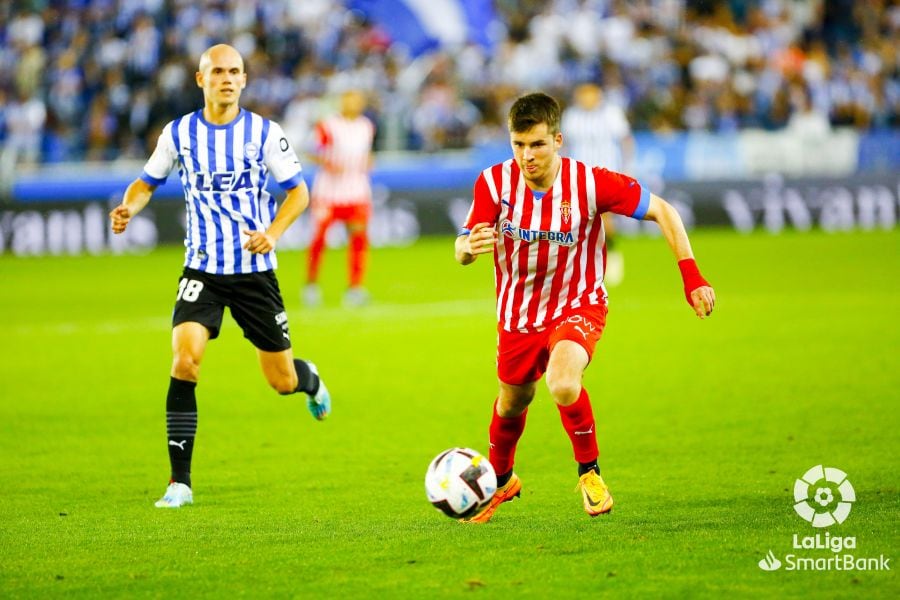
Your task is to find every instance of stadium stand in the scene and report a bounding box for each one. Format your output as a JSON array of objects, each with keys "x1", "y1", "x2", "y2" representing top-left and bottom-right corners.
[{"x1": 0, "y1": 0, "x2": 896, "y2": 169}]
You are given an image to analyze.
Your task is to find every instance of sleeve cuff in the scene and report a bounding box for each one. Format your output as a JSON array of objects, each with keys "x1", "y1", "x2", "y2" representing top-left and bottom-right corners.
[
  {"x1": 632, "y1": 184, "x2": 651, "y2": 220},
  {"x1": 458, "y1": 228, "x2": 471, "y2": 237},
  {"x1": 278, "y1": 172, "x2": 305, "y2": 191},
  {"x1": 140, "y1": 171, "x2": 167, "y2": 187}
]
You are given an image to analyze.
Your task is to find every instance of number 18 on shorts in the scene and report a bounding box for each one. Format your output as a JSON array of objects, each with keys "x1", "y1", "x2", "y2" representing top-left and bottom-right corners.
[{"x1": 171, "y1": 267, "x2": 293, "y2": 352}]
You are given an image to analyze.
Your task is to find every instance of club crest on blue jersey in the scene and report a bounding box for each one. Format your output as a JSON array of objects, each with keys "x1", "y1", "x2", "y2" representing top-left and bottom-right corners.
[
  {"x1": 244, "y1": 142, "x2": 260, "y2": 160},
  {"x1": 195, "y1": 170, "x2": 253, "y2": 192},
  {"x1": 500, "y1": 219, "x2": 575, "y2": 246}
]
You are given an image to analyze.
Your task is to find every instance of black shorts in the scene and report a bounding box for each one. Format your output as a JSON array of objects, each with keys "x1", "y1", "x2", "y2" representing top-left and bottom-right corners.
[{"x1": 172, "y1": 267, "x2": 291, "y2": 352}]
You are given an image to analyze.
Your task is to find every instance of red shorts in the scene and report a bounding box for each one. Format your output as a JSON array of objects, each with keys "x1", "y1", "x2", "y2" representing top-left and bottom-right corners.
[
  {"x1": 313, "y1": 202, "x2": 370, "y2": 224},
  {"x1": 497, "y1": 304, "x2": 608, "y2": 385}
]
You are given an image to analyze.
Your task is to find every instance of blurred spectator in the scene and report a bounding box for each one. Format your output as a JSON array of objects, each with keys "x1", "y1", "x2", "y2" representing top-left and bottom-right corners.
[
  {"x1": 788, "y1": 86, "x2": 832, "y2": 140},
  {"x1": 0, "y1": 0, "x2": 896, "y2": 165},
  {"x1": 0, "y1": 89, "x2": 46, "y2": 182},
  {"x1": 410, "y1": 55, "x2": 480, "y2": 151},
  {"x1": 85, "y1": 92, "x2": 117, "y2": 160},
  {"x1": 561, "y1": 80, "x2": 635, "y2": 286}
]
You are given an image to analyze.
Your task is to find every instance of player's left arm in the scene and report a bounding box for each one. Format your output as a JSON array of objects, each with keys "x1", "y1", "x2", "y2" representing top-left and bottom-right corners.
[
  {"x1": 246, "y1": 122, "x2": 308, "y2": 254},
  {"x1": 643, "y1": 194, "x2": 716, "y2": 318},
  {"x1": 244, "y1": 181, "x2": 309, "y2": 254}
]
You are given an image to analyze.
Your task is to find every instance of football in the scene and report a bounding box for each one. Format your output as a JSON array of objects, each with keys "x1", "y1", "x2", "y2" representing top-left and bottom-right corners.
[{"x1": 424, "y1": 447, "x2": 497, "y2": 519}]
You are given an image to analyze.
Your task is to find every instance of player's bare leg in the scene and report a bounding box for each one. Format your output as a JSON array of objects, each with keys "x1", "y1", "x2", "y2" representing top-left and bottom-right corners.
[
  {"x1": 545, "y1": 340, "x2": 588, "y2": 407},
  {"x1": 156, "y1": 322, "x2": 210, "y2": 508},
  {"x1": 260, "y1": 348, "x2": 331, "y2": 420},
  {"x1": 258, "y1": 347, "x2": 298, "y2": 393},
  {"x1": 465, "y1": 381, "x2": 533, "y2": 523},
  {"x1": 497, "y1": 380, "x2": 535, "y2": 417},
  {"x1": 171, "y1": 321, "x2": 210, "y2": 382},
  {"x1": 547, "y1": 340, "x2": 613, "y2": 515},
  {"x1": 344, "y1": 218, "x2": 370, "y2": 307}
]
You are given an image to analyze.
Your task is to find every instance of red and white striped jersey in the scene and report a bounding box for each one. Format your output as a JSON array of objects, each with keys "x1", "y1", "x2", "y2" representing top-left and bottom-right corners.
[
  {"x1": 310, "y1": 114, "x2": 374, "y2": 206},
  {"x1": 462, "y1": 157, "x2": 651, "y2": 333}
]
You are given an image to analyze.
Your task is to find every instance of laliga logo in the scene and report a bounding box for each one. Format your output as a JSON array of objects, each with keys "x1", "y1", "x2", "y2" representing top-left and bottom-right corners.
[
  {"x1": 757, "y1": 466, "x2": 893, "y2": 573},
  {"x1": 793, "y1": 465, "x2": 855, "y2": 528}
]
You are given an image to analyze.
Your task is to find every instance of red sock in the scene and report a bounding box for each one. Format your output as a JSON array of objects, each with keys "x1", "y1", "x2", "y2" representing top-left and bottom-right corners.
[
  {"x1": 348, "y1": 228, "x2": 368, "y2": 287},
  {"x1": 306, "y1": 218, "x2": 330, "y2": 283},
  {"x1": 557, "y1": 388, "x2": 599, "y2": 463},
  {"x1": 488, "y1": 400, "x2": 527, "y2": 476}
]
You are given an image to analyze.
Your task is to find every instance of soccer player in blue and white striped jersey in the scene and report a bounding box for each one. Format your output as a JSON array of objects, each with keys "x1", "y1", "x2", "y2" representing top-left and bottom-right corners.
[
  {"x1": 110, "y1": 44, "x2": 330, "y2": 509},
  {"x1": 561, "y1": 83, "x2": 636, "y2": 286}
]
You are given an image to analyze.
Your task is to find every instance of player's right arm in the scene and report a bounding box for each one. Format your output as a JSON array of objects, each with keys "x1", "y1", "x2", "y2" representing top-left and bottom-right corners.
[
  {"x1": 455, "y1": 172, "x2": 500, "y2": 266},
  {"x1": 455, "y1": 223, "x2": 498, "y2": 265},
  {"x1": 111, "y1": 123, "x2": 177, "y2": 234},
  {"x1": 110, "y1": 179, "x2": 155, "y2": 234}
]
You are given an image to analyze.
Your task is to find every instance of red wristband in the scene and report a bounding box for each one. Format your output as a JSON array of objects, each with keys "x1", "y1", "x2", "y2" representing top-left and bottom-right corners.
[{"x1": 678, "y1": 258, "x2": 709, "y2": 306}]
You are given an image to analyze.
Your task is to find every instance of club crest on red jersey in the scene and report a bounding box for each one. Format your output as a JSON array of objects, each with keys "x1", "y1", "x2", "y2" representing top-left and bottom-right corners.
[{"x1": 560, "y1": 199, "x2": 571, "y2": 224}]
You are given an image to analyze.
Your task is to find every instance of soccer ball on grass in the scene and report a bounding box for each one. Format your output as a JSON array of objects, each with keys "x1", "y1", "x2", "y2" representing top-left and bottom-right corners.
[{"x1": 424, "y1": 447, "x2": 497, "y2": 519}]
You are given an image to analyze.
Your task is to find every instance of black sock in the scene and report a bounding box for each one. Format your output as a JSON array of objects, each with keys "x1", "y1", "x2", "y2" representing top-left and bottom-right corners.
[
  {"x1": 496, "y1": 469, "x2": 513, "y2": 488},
  {"x1": 166, "y1": 377, "x2": 197, "y2": 487},
  {"x1": 578, "y1": 461, "x2": 599, "y2": 477},
  {"x1": 291, "y1": 359, "x2": 320, "y2": 395}
]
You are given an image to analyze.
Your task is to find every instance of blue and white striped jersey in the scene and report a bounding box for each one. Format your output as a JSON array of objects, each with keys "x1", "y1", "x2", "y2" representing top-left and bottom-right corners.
[{"x1": 140, "y1": 108, "x2": 304, "y2": 275}]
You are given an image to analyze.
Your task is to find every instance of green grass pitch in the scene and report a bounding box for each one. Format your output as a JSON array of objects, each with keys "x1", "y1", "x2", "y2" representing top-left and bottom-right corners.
[{"x1": 1, "y1": 229, "x2": 898, "y2": 597}]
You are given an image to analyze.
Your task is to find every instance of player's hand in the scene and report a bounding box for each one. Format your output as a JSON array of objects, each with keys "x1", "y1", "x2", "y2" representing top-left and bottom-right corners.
[
  {"x1": 690, "y1": 285, "x2": 716, "y2": 319},
  {"x1": 109, "y1": 204, "x2": 131, "y2": 234},
  {"x1": 466, "y1": 222, "x2": 497, "y2": 256},
  {"x1": 243, "y1": 229, "x2": 275, "y2": 254},
  {"x1": 324, "y1": 159, "x2": 344, "y2": 173}
]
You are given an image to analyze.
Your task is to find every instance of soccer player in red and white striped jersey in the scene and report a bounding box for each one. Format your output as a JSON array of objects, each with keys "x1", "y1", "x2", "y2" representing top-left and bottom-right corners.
[
  {"x1": 304, "y1": 89, "x2": 375, "y2": 307},
  {"x1": 455, "y1": 93, "x2": 715, "y2": 521}
]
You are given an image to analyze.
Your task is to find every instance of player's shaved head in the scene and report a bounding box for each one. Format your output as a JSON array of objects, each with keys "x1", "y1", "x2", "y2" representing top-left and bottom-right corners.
[
  {"x1": 196, "y1": 43, "x2": 248, "y2": 117},
  {"x1": 509, "y1": 93, "x2": 561, "y2": 134},
  {"x1": 198, "y1": 44, "x2": 244, "y2": 74}
]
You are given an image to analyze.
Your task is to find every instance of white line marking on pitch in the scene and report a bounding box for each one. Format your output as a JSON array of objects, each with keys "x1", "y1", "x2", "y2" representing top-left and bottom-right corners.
[{"x1": 11, "y1": 299, "x2": 494, "y2": 336}]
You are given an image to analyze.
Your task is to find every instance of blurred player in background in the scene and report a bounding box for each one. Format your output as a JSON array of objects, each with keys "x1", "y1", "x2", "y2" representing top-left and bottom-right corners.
[
  {"x1": 456, "y1": 93, "x2": 714, "y2": 522},
  {"x1": 561, "y1": 82, "x2": 635, "y2": 286},
  {"x1": 303, "y1": 89, "x2": 375, "y2": 307},
  {"x1": 109, "y1": 44, "x2": 331, "y2": 509}
]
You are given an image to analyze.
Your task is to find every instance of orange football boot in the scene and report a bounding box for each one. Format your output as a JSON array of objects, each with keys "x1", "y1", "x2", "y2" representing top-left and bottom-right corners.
[
  {"x1": 463, "y1": 473, "x2": 522, "y2": 523},
  {"x1": 576, "y1": 470, "x2": 613, "y2": 516}
]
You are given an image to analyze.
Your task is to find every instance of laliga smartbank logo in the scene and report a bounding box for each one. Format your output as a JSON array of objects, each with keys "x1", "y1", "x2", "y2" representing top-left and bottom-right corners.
[
  {"x1": 792, "y1": 464, "x2": 855, "y2": 527},
  {"x1": 758, "y1": 465, "x2": 891, "y2": 573}
]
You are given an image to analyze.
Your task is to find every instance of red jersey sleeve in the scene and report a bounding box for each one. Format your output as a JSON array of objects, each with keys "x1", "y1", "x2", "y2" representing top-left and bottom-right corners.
[
  {"x1": 461, "y1": 173, "x2": 500, "y2": 233},
  {"x1": 593, "y1": 167, "x2": 651, "y2": 219}
]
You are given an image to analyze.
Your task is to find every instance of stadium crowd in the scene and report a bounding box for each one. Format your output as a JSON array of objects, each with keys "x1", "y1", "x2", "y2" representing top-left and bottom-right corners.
[{"x1": 0, "y1": 0, "x2": 897, "y2": 168}]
